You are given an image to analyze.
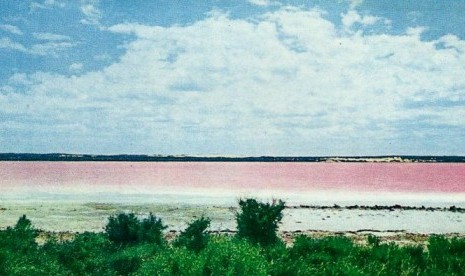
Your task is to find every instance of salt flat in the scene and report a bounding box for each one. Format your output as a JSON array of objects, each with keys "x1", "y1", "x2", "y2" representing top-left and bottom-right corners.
[{"x1": 1, "y1": 194, "x2": 464, "y2": 234}]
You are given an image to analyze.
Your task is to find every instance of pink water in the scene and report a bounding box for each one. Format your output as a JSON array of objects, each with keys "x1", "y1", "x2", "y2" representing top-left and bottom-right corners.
[{"x1": 1, "y1": 162, "x2": 464, "y2": 197}]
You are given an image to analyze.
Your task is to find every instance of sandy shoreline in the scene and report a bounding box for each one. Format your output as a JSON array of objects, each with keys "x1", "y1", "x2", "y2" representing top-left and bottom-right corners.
[{"x1": 1, "y1": 198, "x2": 465, "y2": 235}]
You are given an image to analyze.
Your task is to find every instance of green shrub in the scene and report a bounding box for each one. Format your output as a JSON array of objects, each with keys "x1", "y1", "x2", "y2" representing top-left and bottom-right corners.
[
  {"x1": 48, "y1": 232, "x2": 112, "y2": 275},
  {"x1": 291, "y1": 236, "x2": 356, "y2": 262},
  {"x1": 140, "y1": 237, "x2": 269, "y2": 275},
  {"x1": 427, "y1": 235, "x2": 465, "y2": 274},
  {"x1": 112, "y1": 244, "x2": 158, "y2": 275},
  {"x1": 202, "y1": 236, "x2": 268, "y2": 276},
  {"x1": 137, "y1": 247, "x2": 204, "y2": 275},
  {"x1": 286, "y1": 235, "x2": 360, "y2": 275},
  {"x1": 236, "y1": 198, "x2": 285, "y2": 246},
  {"x1": 261, "y1": 241, "x2": 291, "y2": 275},
  {"x1": 0, "y1": 215, "x2": 38, "y2": 254},
  {"x1": 174, "y1": 217, "x2": 211, "y2": 252},
  {"x1": 105, "y1": 212, "x2": 167, "y2": 246},
  {"x1": 138, "y1": 213, "x2": 167, "y2": 246},
  {"x1": 355, "y1": 242, "x2": 426, "y2": 275},
  {"x1": 367, "y1": 235, "x2": 381, "y2": 247},
  {"x1": 0, "y1": 215, "x2": 65, "y2": 275},
  {"x1": 291, "y1": 235, "x2": 355, "y2": 258},
  {"x1": 12, "y1": 215, "x2": 38, "y2": 250}
]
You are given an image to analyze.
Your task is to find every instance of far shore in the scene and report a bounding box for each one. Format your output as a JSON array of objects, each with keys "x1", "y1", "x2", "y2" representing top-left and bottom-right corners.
[{"x1": 2, "y1": 153, "x2": 465, "y2": 162}]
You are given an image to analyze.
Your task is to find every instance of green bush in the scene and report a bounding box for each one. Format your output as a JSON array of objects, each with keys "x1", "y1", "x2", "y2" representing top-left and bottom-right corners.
[
  {"x1": 289, "y1": 235, "x2": 358, "y2": 274},
  {"x1": 111, "y1": 244, "x2": 158, "y2": 275},
  {"x1": 367, "y1": 234, "x2": 381, "y2": 247},
  {"x1": 0, "y1": 215, "x2": 38, "y2": 254},
  {"x1": 261, "y1": 241, "x2": 291, "y2": 275},
  {"x1": 0, "y1": 215, "x2": 65, "y2": 275},
  {"x1": 174, "y1": 217, "x2": 211, "y2": 252},
  {"x1": 139, "y1": 237, "x2": 269, "y2": 275},
  {"x1": 427, "y1": 235, "x2": 465, "y2": 274},
  {"x1": 105, "y1": 212, "x2": 167, "y2": 246},
  {"x1": 291, "y1": 235, "x2": 356, "y2": 260},
  {"x1": 48, "y1": 232, "x2": 112, "y2": 275},
  {"x1": 236, "y1": 198, "x2": 285, "y2": 246},
  {"x1": 137, "y1": 247, "x2": 204, "y2": 275},
  {"x1": 355, "y1": 241, "x2": 426, "y2": 275},
  {"x1": 202, "y1": 236, "x2": 268, "y2": 276}
]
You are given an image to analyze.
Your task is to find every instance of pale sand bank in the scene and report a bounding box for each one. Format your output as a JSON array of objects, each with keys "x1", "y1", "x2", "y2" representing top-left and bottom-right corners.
[{"x1": 1, "y1": 194, "x2": 465, "y2": 234}]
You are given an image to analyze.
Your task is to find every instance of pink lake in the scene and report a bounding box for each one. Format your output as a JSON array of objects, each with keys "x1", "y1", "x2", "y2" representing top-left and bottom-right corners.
[{"x1": 1, "y1": 162, "x2": 464, "y2": 204}]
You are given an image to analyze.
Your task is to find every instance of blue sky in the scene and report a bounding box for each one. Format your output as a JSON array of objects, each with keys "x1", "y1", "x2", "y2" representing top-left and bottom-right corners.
[{"x1": 1, "y1": 0, "x2": 464, "y2": 156}]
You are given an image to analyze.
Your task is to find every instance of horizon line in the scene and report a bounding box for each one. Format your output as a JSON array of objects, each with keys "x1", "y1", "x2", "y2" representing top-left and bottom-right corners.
[{"x1": 1, "y1": 153, "x2": 465, "y2": 162}]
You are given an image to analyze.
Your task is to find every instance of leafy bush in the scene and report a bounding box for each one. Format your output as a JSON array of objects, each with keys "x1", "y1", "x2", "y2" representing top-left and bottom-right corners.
[
  {"x1": 174, "y1": 217, "x2": 211, "y2": 252},
  {"x1": 0, "y1": 215, "x2": 64, "y2": 275},
  {"x1": 291, "y1": 235, "x2": 356, "y2": 260},
  {"x1": 236, "y1": 198, "x2": 285, "y2": 246},
  {"x1": 105, "y1": 212, "x2": 167, "y2": 246},
  {"x1": 0, "y1": 215, "x2": 38, "y2": 254},
  {"x1": 367, "y1": 234, "x2": 380, "y2": 247},
  {"x1": 261, "y1": 241, "x2": 291, "y2": 275},
  {"x1": 289, "y1": 235, "x2": 358, "y2": 274},
  {"x1": 427, "y1": 235, "x2": 465, "y2": 274},
  {"x1": 48, "y1": 232, "x2": 112, "y2": 275},
  {"x1": 111, "y1": 244, "x2": 158, "y2": 275},
  {"x1": 139, "y1": 237, "x2": 269, "y2": 275},
  {"x1": 202, "y1": 236, "x2": 268, "y2": 276},
  {"x1": 138, "y1": 247, "x2": 204, "y2": 275},
  {"x1": 355, "y1": 241, "x2": 426, "y2": 275}
]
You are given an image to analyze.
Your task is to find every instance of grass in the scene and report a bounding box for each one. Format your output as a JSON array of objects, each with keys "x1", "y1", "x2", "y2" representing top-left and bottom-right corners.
[{"x1": 2, "y1": 228, "x2": 465, "y2": 275}]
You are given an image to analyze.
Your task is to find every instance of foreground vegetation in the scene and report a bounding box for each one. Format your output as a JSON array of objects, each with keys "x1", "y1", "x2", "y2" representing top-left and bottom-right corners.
[{"x1": 1, "y1": 199, "x2": 465, "y2": 275}]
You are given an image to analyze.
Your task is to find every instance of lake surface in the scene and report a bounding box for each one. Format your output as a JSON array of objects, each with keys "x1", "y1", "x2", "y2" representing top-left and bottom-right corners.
[{"x1": 1, "y1": 162, "x2": 464, "y2": 206}]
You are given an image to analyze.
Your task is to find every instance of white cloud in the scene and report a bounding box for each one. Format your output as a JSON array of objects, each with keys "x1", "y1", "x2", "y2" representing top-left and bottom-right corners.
[
  {"x1": 0, "y1": 36, "x2": 74, "y2": 56},
  {"x1": 248, "y1": 0, "x2": 278, "y2": 6},
  {"x1": 1, "y1": 7, "x2": 465, "y2": 155},
  {"x1": 341, "y1": 10, "x2": 383, "y2": 28},
  {"x1": 80, "y1": 0, "x2": 101, "y2": 25},
  {"x1": 347, "y1": 0, "x2": 364, "y2": 9},
  {"x1": 0, "y1": 37, "x2": 27, "y2": 52},
  {"x1": 0, "y1": 24, "x2": 23, "y2": 35},
  {"x1": 33, "y1": 32, "x2": 71, "y2": 41},
  {"x1": 30, "y1": 0, "x2": 65, "y2": 11},
  {"x1": 69, "y1": 63, "x2": 84, "y2": 72},
  {"x1": 30, "y1": 41, "x2": 74, "y2": 56}
]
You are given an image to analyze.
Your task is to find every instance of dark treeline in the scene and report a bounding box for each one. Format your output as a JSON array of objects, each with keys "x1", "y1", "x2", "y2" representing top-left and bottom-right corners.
[
  {"x1": 1, "y1": 153, "x2": 465, "y2": 162},
  {"x1": 1, "y1": 198, "x2": 465, "y2": 275}
]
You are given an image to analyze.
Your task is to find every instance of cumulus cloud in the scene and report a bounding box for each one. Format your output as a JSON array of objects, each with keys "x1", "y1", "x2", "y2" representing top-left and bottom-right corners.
[
  {"x1": 1, "y1": 7, "x2": 464, "y2": 155},
  {"x1": 0, "y1": 24, "x2": 23, "y2": 35}
]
